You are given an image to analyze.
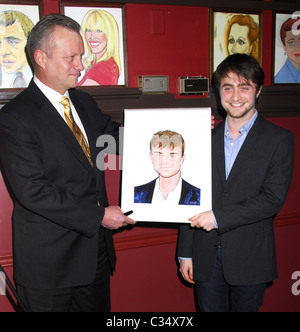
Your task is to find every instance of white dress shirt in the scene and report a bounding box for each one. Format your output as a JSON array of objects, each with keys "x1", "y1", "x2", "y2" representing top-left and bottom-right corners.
[
  {"x1": 1, "y1": 65, "x2": 32, "y2": 88},
  {"x1": 152, "y1": 178, "x2": 183, "y2": 206},
  {"x1": 33, "y1": 76, "x2": 89, "y2": 143}
]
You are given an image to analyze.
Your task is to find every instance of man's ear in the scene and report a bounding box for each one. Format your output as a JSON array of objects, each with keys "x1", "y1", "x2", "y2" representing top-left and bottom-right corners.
[
  {"x1": 34, "y1": 49, "x2": 47, "y2": 70},
  {"x1": 150, "y1": 152, "x2": 154, "y2": 164},
  {"x1": 256, "y1": 86, "x2": 263, "y2": 100},
  {"x1": 181, "y1": 155, "x2": 186, "y2": 166}
]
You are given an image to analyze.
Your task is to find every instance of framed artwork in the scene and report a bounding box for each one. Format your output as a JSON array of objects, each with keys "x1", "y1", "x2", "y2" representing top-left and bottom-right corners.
[
  {"x1": 211, "y1": 9, "x2": 262, "y2": 76},
  {"x1": 121, "y1": 108, "x2": 212, "y2": 223},
  {"x1": 0, "y1": 0, "x2": 42, "y2": 90},
  {"x1": 273, "y1": 12, "x2": 300, "y2": 84},
  {"x1": 60, "y1": 1, "x2": 128, "y2": 87}
]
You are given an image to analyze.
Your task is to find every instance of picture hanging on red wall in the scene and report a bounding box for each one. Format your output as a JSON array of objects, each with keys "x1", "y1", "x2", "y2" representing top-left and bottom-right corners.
[
  {"x1": 60, "y1": 1, "x2": 128, "y2": 88},
  {"x1": 273, "y1": 12, "x2": 300, "y2": 85},
  {"x1": 210, "y1": 9, "x2": 262, "y2": 77},
  {"x1": 0, "y1": 0, "x2": 42, "y2": 90}
]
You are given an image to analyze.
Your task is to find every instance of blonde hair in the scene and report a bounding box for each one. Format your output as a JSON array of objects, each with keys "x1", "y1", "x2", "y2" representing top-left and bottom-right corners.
[
  {"x1": 0, "y1": 10, "x2": 34, "y2": 38},
  {"x1": 150, "y1": 130, "x2": 185, "y2": 156},
  {"x1": 81, "y1": 9, "x2": 121, "y2": 73}
]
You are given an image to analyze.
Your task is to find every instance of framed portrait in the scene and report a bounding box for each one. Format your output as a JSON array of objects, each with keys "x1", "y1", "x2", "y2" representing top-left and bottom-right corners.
[
  {"x1": 60, "y1": 1, "x2": 128, "y2": 87},
  {"x1": 121, "y1": 108, "x2": 212, "y2": 223},
  {"x1": 273, "y1": 12, "x2": 300, "y2": 85},
  {"x1": 0, "y1": 0, "x2": 42, "y2": 90},
  {"x1": 211, "y1": 9, "x2": 262, "y2": 76}
]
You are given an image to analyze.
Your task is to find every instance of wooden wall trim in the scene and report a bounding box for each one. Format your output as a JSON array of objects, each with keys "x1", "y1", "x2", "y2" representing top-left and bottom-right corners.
[
  {"x1": 114, "y1": 213, "x2": 300, "y2": 251},
  {"x1": 96, "y1": 87, "x2": 300, "y2": 122},
  {"x1": 0, "y1": 252, "x2": 13, "y2": 269},
  {"x1": 84, "y1": 0, "x2": 300, "y2": 12},
  {"x1": 114, "y1": 230, "x2": 179, "y2": 251},
  {"x1": 1, "y1": 213, "x2": 299, "y2": 266},
  {"x1": 1, "y1": 86, "x2": 300, "y2": 123}
]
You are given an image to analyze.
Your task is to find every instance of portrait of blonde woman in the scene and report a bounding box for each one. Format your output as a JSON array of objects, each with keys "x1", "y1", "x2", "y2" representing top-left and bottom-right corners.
[{"x1": 78, "y1": 9, "x2": 121, "y2": 86}]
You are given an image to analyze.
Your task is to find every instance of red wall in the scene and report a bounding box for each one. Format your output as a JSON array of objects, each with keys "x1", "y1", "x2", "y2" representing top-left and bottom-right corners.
[
  {"x1": 126, "y1": 4, "x2": 210, "y2": 94},
  {"x1": 0, "y1": 1, "x2": 299, "y2": 312}
]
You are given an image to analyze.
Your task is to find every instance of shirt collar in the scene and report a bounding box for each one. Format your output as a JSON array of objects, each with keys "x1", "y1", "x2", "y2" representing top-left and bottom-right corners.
[
  {"x1": 34, "y1": 76, "x2": 70, "y2": 107},
  {"x1": 153, "y1": 177, "x2": 183, "y2": 203},
  {"x1": 286, "y1": 58, "x2": 300, "y2": 74},
  {"x1": 2, "y1": 64, "x2": 32, "y2": 87},
  {"x1": 225, "y1": 110, "x2": 258, "y2": 139}
]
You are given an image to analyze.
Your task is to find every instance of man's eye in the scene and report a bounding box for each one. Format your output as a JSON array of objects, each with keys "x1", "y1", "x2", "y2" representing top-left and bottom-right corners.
[{"x1": 8, "y1": 39, "x2": 19, "y2": 46}]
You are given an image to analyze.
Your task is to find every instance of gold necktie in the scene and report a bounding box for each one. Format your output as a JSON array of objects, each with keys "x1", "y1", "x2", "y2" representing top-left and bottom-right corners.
[{"x1": 60, "y1": 96, "x2": 93, "y2": 167}]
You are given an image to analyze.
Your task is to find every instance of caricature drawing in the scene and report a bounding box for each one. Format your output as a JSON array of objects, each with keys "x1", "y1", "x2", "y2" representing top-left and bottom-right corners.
[
  {"x1": 0, "y1": 10, "x2": 34, "y2": 88},
  {"x1": 78, "y1": 9, "x2": 121, "y2": 86},
  {"x1": 134, "y1": 130, "x2": 201, "y2": 206},
  {"x1": 275, "y1": 17, "x2": 300, "y2": 84}
]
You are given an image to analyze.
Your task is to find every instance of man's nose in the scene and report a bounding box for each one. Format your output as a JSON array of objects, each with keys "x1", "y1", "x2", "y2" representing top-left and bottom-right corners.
[
  {"x1": 0, "y1": 41, "x2": 11, "y2": 57},
  {"x1": 75, "y1": 56, "x2": 84, "y2": 71},
  {"x1": 232, "y1": 89, "x2": 241, "y2": 101}
]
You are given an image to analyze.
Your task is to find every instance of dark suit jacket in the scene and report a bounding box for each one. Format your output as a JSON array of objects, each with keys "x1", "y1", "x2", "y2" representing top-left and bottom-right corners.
[
  {"x1": 134, "y1": 178, "x2": 201, "y2": 205},
  {"x1": 177, "y1": 115, "x2": 294, "y2": 285},
  {"x1": 0, "y1": 81, "x2": 119, "y2": 289}
]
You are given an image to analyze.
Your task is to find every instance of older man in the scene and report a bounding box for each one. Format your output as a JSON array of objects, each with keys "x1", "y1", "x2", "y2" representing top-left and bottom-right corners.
[{"x1": 0, "y1": 14, "x2": 135, "y2": 312}]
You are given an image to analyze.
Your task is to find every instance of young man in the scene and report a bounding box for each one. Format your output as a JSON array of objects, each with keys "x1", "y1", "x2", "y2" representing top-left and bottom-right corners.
[
  {"x1": 177, "y1": 54, "x2": 294, "y2": 312},
  {"x1": 0, "y1": 14, "x2": 135, "y2": 312},
  {"x1": 134, "y1": 130, "x2": 201, "y2": 206}
]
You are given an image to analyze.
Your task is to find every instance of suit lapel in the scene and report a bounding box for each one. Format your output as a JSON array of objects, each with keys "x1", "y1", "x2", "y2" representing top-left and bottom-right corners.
[
  {"x1": 226, "y1": 115, "x2": 264, "y2": 183},
  {"x1": 28, "y1": 82, "x2": 93, "y2": 171},
  {"x1": 213, "y1": 121, "x2": 227, "y2": 186}
]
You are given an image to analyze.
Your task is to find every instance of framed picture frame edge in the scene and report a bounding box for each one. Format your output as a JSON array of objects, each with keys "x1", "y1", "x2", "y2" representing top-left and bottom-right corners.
[
  {"x1": 0, "y1": 0, "x2": 43, "y2": 92},
  {"x1": 272, "y1": 11, "x2": 300, "y2": 86},
  {"x1": 60, "y1": 1, "x2": 129, "y2": 89},
  {"x1": 210, "y1": 8, "x2": 263, "y2": 79}
]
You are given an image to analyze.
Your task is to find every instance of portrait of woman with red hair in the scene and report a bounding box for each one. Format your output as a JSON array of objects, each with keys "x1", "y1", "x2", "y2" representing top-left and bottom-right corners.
[{"x1": 213, "y1": 12, "x2": 260, "y2": 72}]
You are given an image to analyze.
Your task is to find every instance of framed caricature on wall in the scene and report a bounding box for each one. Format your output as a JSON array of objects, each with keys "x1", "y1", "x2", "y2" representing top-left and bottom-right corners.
[
  {"x1": 211, "y1": 9, "x2": 262, "y2": 76},
  {"x1": 273, "y1": 12, "x2": 300, "y2": 84},
  {"x1": 0, "y1": 0, "x2": 42, "y2": 90},
  {"x1": 60, "y1": 1, "x2": 128, "y2": 87}
]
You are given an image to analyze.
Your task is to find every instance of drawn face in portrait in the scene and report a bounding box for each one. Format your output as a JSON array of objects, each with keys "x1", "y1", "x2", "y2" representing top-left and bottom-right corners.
[
  {"x1": 225, "y1": 15, "x2": 259, "y2": 60},
  {"x1": 150, "y1": 145, "x2": 185, "y2": 179},
  {"x1": 213, "y1": 13, "x2": 260, "y2": 72},
  {"x1": 0, "y1": 10, "x2": 34, "y2": 88},
  {"x1": 0, "y1": 9, "x2": 38, "y2": 88},
  {"x1": 85, "y1": 28, "x2": 108, "y2": 60},
  {"x1": 284, "y1": 30, "x2": 300, "y2": 70},
  {"x1": 275, "y1": 16, "x2": 300, "y2": 84},
  {"x1": 228, "y1": 24, "x2": 253, "y2": 55},
  {"x1": 121, "y1": 108, "x2": 212, "y2": 223},
  {"x1": 0, "y1": 19, "x2": 28, "y2": 74},
  {"x1": 79, "y1": 9, "x2": 121, "y2": 86}
]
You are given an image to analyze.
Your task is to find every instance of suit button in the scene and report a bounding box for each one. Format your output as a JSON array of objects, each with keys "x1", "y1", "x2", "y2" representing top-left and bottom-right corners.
[{"x1": 223, "y1": 192, "x2": 230, "y2": 197}]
